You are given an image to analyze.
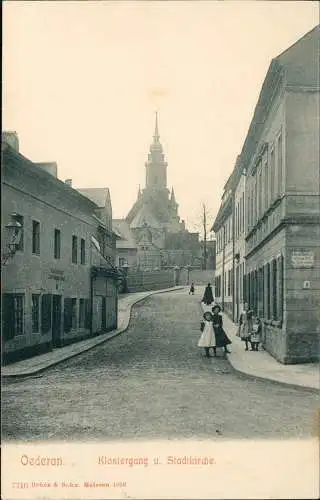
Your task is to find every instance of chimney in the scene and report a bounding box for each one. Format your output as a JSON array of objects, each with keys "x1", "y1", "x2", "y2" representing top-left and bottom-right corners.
[
  {"x1": 2, "y1": 131, "x2": 19, "y2": 151},
  {"x1": 65, "y1": 179, "x2": 72, "y2": 187},
  {"x1": 36, "y1": 162, "x2": 58, "y2": 178}
]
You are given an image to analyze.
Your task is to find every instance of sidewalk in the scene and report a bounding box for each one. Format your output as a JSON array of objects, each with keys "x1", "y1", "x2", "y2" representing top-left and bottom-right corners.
[
  {"x1": 200, "y1": 299, "x2": 319, "y2": 390},
  {"x1": 2, "y1": 286, "x2": 184, "y2": 378}
]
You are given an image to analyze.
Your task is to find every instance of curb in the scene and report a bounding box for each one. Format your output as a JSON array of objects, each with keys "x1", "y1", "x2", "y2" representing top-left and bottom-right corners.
[
  {"x1": 225, "y1": 356, "x2": 319, "y2": 392},
  {"x1": 2, "y1": 286, "x2": 185, "y2": 379}
]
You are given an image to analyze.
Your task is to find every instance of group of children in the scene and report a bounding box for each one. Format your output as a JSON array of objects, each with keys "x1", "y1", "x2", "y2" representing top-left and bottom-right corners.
[
  {"x1": 192, "y1": 284, "x2": 263, "y2": 355},
  {"x1": 238, "y1": 304, "x2": 263, "y2": 351}
]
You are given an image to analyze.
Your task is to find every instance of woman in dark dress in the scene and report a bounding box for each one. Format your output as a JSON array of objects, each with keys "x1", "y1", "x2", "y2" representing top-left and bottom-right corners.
[
  {"x1": 202, "y1": 283, "x2": 214, "y2": 305},
  {"x1": 211, "y1": 304, "x2": 231, "y2": 354}
]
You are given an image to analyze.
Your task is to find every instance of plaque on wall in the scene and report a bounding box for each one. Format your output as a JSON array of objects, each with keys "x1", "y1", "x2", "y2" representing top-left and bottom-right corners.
[{"x1": 291, "y1": 249, "x2": 314, "y2": 268}]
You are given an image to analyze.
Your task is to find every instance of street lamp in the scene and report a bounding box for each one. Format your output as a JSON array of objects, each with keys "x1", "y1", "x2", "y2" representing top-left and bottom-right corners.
[
  {"x1": 2, "y1": 215, "x2": 22, "y2": 266},
  {"x1": 6, "y1": 219, "x2": 22, "y2": 251}
]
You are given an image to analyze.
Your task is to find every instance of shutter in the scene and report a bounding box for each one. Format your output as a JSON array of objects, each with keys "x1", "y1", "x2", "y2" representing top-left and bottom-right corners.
[
  {"x1": 41, "y1": 294, "x2": 52, "y2": 334},
  {"x1": 63, "y1": 298, "x2": 72, "y2": 333},
  {"x1": 2, "y1": 294, "x2": 15, "y2": 340},
  {"x1": 85, "y1": 299, "x2": 91, "y2": 330}
]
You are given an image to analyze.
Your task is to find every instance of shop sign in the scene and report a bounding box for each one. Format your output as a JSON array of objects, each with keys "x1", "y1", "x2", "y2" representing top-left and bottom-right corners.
[{"x1": 291, "y1": 250, "x2": 314, "y2": 268}]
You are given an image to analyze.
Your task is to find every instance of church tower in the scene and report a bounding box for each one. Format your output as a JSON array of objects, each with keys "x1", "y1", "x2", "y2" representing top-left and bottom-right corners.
[{"x1": 145, "y1": 112, "x2": 168, "y2": 191}]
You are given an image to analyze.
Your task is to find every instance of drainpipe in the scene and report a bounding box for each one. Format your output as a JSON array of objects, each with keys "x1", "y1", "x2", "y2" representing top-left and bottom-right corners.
[
  {"x1": 232, "y1": 192, "x2": 235, "y2": 322},
  {"x1": 222, "y1": 224, "x2": 225, "y2": 311},
  {"x1": 90, "y1": 271, "x2": 94, "y2": 336}
]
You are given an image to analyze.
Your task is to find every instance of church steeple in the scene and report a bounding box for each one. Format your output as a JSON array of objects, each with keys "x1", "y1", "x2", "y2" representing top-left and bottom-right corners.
[
  {"x1": 145, "y1": 112, "x2": 168, "y2": 190},
  {"x1": 170, "y1": 187, "x2": 176, "y2": 203},
  {"x1": 153, "y1": 111, "x2": 160, "y2": 143}
]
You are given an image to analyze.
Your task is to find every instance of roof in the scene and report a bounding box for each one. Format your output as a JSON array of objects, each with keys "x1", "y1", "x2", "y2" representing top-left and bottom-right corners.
[
  {"x1": 277, "y1": 25, "x2": 319, "y2": 88},
  {"x1": 77, "y1": 188, "x2": 110, "y2": 208},
  {"x1": 129, "y1": 204, "x2": 162, "y2": 229},
  {"x1": 112, "y1": 219, "x2": 137, "y2": 249},
  {"x1": 2, "y1": 142, "x2": 98, "y2": 211}
]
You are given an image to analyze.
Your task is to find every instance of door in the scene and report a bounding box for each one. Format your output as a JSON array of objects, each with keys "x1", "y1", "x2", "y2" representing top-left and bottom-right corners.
[{"x1": 52, "y1": 295, "x2": 62, "y2": 347}]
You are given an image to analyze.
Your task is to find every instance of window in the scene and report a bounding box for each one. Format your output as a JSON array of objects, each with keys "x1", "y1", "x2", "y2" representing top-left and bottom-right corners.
[
  {"x1": 41, "y1": 294, "x2": 52, "y2": 334},
  {"x1": 32, "y1": 294, "x2": 40, "y2": 332},
  {"x1": 227, "y1": 269, "x2": 232, "y2": 296},
  {"x1": 15, "y1": 214, "x2": 24, "y2": 251},
  {"x1": 32, "y1": 220, "x2": 40, "y2": 254},
  {"x1": 3, "y1": 294, "x2": 25, "y2": 339},
  {"x1": 272, "y1": 259, "x2": 277, "y2": 319},
  {"x1": 71, "y1": 298, "x2": 77, "y2": 329},
  {"x1": 215, "y1": 275, "x2": 221, "y2": 298},
  {"x1": 270, "y1": 148, "x2": 275, "y2": 203},
  {"x1": 265, "y1": 263, "x2": 271, "y2": 319},
  {"x1": 79, "y1": 299, "x2": 85, "y2": 328},
  {"x1": 54, "y1": 229, "x2": 61, "y2": 259},
  {"x1": 80, "y1": 238, "x2": 85, "y2": 264},
  {"x1": 277, "y1": 255, "x2": 284, "y2": 321},
  {"x1": 264, "y1": 155, "x2": 269, "y2": 210},
  {"x1": 72, "y1": 236, "x2": 78, "y2": 263}
]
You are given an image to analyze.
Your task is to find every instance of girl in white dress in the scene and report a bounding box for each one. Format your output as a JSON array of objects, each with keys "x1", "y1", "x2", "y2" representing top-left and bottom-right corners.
[{"x1": 198, "y1": 311, "x2": 216, "y2": 357}]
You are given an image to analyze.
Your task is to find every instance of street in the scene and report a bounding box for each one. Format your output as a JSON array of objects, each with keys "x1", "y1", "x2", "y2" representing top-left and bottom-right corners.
[{"x1": 2, "y1": 289, "x2": 317, "y2": 442}]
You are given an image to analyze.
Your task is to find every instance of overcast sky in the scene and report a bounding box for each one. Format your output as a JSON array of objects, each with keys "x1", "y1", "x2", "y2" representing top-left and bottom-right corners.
[{"x1": 3, "y1": 1, "x2": 318, "y2": 233}]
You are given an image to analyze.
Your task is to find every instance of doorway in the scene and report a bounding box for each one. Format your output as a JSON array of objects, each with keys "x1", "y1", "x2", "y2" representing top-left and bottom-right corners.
[{"x1": 52, "y1": 295, "x2": 62, "y2": 347}]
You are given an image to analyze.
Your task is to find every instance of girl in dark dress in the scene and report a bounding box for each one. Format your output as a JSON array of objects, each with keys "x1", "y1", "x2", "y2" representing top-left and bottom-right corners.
[{"x1": 211, "y1": 304, "x2": 231, "y2": 354}]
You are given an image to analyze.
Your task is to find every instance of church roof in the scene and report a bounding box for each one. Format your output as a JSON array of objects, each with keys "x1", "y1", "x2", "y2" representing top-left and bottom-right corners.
[
  {"x1": 77, "y1": 188, "x2": 110, "y2": 208},
  {"x1": 112, "y1": 219, "x2": 137, "y2": 249},
  {"x1": 129, "y1": 204, "x2": 162, "y2": 229}
]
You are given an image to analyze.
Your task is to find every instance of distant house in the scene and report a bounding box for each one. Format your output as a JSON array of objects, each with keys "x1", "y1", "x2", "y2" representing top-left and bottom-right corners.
[{"x1": 112, "y1": 219, "x2": 138, "y2": 268}]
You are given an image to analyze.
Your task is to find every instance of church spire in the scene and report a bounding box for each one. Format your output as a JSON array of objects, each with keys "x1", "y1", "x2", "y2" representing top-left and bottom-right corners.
[
  {"x1": 145, "y1": 112, "x2": 168, "y2": 190},
  {"x1": 170, "y1": 187, "x2": 176, "y2": 202},
  {"x1": 153, "y1": 111, "x2": 160, "y2": 143}
]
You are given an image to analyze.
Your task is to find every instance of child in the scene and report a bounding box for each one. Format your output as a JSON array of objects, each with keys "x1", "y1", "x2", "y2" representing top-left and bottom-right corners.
[
  {"x1": 189, "y1": 282, "x2": 195, "y2": 295},
  {"x1": 238, "y1": 304, "x2": 253, "y2": 351},
  {"x1": 198, "y1": 311, "x2": 216, "y2": 357},
  {"x1": 250, "y1": 317, "x2": 262, "y2": 351}
]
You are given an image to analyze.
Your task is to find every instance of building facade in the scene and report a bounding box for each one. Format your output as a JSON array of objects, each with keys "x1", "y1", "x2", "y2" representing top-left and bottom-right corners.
[
  {"x1": 233, "y1": 159, "x2": 247, "y2": 322},
  {"x1": 212, "y1": 186, "x2": 234, "y2": 317},
  {"x1": 212, "y1": 26, "x2": 320, "y2": 364},
  {"x1": 2, "y1": 134, "x2": 118, "y2": 364}
]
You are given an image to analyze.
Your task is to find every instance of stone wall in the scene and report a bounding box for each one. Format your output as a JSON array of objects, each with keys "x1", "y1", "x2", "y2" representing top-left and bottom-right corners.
[{"x1": 125, "y1": 270, "x2": 175, "y2": 292}]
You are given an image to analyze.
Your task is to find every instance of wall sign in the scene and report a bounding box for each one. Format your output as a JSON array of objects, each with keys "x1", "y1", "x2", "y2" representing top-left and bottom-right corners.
[
  {"x1": 291, "y1": 250, "x2": 314, "y2": 268},
  {"x1": 48, "y1": 268, "x2": 65, "y2": 281}
]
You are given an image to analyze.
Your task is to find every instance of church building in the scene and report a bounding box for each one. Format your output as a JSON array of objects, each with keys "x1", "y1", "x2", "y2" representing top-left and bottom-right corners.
[{"x1": 113, "y1": 114, "x2": 200, "y2": 270}]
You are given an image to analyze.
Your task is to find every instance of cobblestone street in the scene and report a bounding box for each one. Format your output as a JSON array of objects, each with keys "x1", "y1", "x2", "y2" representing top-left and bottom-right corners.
[{"x1": 2, "y1": 289, "x2": 318, "y2": 442}]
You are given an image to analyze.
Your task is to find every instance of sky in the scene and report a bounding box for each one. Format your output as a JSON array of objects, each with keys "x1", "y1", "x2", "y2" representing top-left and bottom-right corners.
[{"x1": 3, "y1": 1, "x2": 318, "y2": 234}]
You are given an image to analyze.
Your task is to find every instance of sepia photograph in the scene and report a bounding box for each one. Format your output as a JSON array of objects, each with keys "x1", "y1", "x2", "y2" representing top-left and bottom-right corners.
[{"x1": 2, "y1": 1, "x2": 319, "y2": 498}]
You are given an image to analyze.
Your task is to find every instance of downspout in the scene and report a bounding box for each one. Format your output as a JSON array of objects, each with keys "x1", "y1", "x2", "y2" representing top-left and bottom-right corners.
[
  {"x1": 90, "y1": 271, "x2": 94, "y2": 336},
  {"x1": 232, "y1": 190, "x2": 235, "y2": 322},
  {"x1": 222, "y1": 224, "x2": 225, "y2": 311}
]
